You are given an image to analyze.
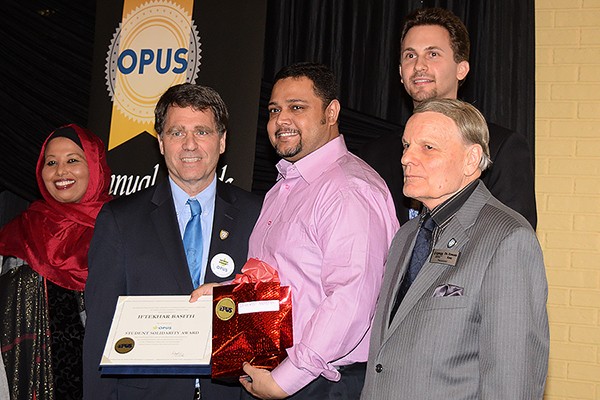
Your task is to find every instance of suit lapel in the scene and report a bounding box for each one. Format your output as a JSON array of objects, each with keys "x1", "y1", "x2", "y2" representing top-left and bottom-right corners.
[
  {"x1": 383, "y1": 183, "x2": 491, "y2": 340},
  {"x1": 381, "y1": 224, "x2": 418, "y2": 334},
  {"x1": 392, "y1": 222, "x2": 471, "y2": 325},
  {"x1": 385, "y1": 254, "x2": 452, "y2": 337},
  {"x1": 204, "y1": 182, "x2": 240, "y2": 283},
  {"x1": 150, "y1": 181, "x2": 194, "y2": 293}
]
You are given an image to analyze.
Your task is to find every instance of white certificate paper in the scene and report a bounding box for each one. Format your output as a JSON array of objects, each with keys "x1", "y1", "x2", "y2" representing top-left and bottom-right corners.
[{"x1": 100, "y1": 295, "x2": 212, "y2": 375}]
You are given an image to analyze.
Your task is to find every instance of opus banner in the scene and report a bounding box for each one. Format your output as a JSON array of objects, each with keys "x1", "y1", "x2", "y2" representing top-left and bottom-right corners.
[{"x1": 88, "y1": 0, "x2": 267, "y2": 196}]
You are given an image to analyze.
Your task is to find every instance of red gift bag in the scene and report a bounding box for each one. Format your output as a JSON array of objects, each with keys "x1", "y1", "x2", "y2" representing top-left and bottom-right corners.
[{"x1": 211, "y1": 259, "x2": 293, "y2": 379}]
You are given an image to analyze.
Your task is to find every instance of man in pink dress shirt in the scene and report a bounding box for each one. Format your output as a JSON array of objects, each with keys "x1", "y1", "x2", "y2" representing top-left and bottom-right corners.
[{"x1": 240, "y1": 62, "x2": 399, "y2": 399}]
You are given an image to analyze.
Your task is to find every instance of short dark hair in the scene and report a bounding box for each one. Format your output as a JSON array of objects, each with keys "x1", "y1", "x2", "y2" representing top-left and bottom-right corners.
[
  {"x1": 154, "y1": 83, "x2": 229, "y2": 136},
  {"x1": 401, "y1": 7, "x2": 470, "y2": 64},
  {"x1": 273, "y1": 62, "x2": 338, "y2": 109}
]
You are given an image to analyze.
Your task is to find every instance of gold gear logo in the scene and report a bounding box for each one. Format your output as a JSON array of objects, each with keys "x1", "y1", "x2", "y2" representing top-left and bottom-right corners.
[{"x1": 105, "y1": 0, "x2": 201, "y2": 149}]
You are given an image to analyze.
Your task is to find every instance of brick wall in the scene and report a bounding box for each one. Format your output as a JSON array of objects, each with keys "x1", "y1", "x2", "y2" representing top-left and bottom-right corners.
[{"x1": 536, "y1": 0, "x2": 600, "y2": 399}]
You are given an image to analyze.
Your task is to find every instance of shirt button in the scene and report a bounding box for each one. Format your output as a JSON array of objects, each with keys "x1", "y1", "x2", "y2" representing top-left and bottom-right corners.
[
  {"x1": 267, "y1": 220, "x2": 272, "y2": 225},
  {"x1": 375, "y1": 364, "x2": 383, "y2": 373}
]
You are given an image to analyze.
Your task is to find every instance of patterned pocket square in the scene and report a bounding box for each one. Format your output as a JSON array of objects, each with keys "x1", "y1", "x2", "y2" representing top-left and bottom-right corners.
[{"x1": 433, "y1": 283, "x2": 464, "y2": 297}]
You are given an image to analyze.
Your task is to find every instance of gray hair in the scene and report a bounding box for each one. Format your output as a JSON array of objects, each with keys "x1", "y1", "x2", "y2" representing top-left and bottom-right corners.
[{"x1": 413, "y1": 98, "x2": 492, "y2": 171}]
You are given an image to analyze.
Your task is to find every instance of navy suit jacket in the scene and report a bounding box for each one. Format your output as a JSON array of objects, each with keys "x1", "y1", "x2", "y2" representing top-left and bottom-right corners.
[
  {"x1": 358, "y1": 123, "x2": 537, "y2": 229},
  {"x1": 83, "y1": 179, "x2": 262, "y2": 400}
]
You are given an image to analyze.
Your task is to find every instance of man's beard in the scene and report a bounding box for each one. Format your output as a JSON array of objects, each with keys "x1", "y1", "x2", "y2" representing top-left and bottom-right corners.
[
  {"x1": 273, "y1": 117, "x2": 325, "y2": 159},
  {"x1": 275, "y1": 139, "x2": 302, "y2": 159}
]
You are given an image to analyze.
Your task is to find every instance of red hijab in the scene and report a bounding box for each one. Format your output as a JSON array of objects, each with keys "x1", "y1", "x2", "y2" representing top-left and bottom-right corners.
[{"x1": 0, "y1": 124, "x2": 111, "y2": 291}]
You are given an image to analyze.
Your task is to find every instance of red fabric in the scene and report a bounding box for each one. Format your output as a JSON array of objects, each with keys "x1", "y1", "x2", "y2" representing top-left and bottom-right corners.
[{"x1": 0, "y1": 124, "x2": 111, "y2": 291}]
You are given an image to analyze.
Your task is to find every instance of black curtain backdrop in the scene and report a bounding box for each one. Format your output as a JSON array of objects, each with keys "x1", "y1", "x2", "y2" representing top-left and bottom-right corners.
[
  {"x1": 253, "y1": 0, "x2": 535, "y2": 194},
  {"x1": 0, "y1": 0, "x2": 534, "y2": 202},
  {"x1": 0, "y1": 0, "x2": 95, "y2": 201}
]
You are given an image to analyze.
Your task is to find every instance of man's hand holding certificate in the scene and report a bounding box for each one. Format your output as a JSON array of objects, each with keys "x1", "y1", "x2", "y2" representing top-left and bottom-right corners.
[
  {"x1": 100, "y1": 295, "x2": 213, "y2": 375},
  {"x1": 99, "y1": 259, "x2": 292, "y2": 379}
]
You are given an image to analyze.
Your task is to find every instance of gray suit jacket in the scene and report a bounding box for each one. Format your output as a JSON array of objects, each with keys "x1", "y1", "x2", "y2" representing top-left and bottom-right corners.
[{"x1": 361, "y1": 181, "x2": 548, "y2": 400}]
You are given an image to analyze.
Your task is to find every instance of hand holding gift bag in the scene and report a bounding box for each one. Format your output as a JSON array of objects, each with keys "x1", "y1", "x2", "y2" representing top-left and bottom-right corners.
[{"x1": 211, "y1": 258, "x2": 292, "y2": 379}]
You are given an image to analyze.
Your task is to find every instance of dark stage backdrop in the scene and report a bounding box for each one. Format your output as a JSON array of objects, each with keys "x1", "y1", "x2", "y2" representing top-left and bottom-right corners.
[
  {"x1": 0, "y1": 0, "x2": 96, "y2": 201},
  {"x1": 253, "y1": 0, "x2": 536, "y2": 194},
  {"x1": 0, "y1": 0, "x2": 534, "y2": 203}
]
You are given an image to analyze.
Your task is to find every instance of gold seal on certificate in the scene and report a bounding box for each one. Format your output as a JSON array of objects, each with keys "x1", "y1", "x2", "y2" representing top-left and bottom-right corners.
[{"x1": 100, "y1": 295, "x2": 212, "y2": 375}]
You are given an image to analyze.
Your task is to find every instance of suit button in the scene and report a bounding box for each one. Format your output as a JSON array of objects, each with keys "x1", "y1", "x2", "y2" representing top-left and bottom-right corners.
[{"x1": 375, "y1": 364, "x2": 383, "y2": 373}]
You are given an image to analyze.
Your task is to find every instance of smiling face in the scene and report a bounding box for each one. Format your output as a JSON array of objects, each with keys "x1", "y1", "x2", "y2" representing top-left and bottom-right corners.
[
  {"x1": 157, "y1": 105, "x2": 226, "y2": 196},
  {"x1": 41, "y1": 137, "x2": 90, "y2": 203},
  {"x1": 401, "y1": 111, "x2": 481, "y2": 210},
  {"x1": 267, "y1": 76, "x2": 340, "y2": 162},
  {"x1": 400, "y1": 25, "x2": 469, "y2": 105}
]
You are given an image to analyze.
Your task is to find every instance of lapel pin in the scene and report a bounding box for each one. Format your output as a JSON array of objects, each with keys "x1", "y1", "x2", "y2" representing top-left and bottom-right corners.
[
  {"x1": 219, "y1": 230, "x2": 229, "y2": 240},
  {"x1": 447, "y1": 238, "x2": 457, "y2": 248}
]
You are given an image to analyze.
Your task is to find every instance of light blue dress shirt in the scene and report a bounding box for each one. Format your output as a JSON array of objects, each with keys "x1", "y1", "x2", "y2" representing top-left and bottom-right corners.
[{"x1": 169, "y1": 176, "x2": 216, "y2": 285}]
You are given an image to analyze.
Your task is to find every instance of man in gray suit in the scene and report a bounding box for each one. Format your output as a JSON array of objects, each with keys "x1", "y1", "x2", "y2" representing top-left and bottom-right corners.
[{"x1": 361, "y1": 98, "x2": 549, "y2": 400}]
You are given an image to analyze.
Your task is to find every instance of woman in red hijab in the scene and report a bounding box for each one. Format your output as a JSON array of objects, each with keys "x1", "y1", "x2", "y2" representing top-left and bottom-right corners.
[{"x1": 0, "y1": 124, "x2": 111, "y2": 400}]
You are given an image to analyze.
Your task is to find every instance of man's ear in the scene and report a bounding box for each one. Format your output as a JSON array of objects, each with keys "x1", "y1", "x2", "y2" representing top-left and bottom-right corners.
[
  {"x1": 326, "y1": 99, "x2": 341, "y2": 125},
  {"x1": 457, "y1": 60, "x2": 470, "y2": 81},
  {"x1": 219, "y1": 131, "x2": 227, "y2": 155},
  {"x1": 157, "y1": 134, "x2": 165, "y2": 155},
  {"x1": 464, "y1": 143, "x2": 482, "y2": 177}
]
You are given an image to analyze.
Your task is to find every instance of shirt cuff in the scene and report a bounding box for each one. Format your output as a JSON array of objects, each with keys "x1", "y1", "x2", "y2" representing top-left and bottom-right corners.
[{"x1": 271, "y1": 357, "x2": 341, "y2": 395}]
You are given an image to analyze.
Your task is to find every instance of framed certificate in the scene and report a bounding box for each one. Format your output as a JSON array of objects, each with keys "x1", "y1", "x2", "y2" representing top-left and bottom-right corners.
[{"x1": 100, "y1": 295, "x2": 212, "y2": 375}]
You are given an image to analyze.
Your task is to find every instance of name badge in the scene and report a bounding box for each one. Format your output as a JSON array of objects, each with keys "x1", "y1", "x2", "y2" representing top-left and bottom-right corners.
[{"x1": 430, "y1": 249, "x2": 460, "y2": 266}]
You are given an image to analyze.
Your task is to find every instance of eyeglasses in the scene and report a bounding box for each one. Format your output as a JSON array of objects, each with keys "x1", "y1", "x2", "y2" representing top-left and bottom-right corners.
[{"x1": 162, "y1": 129, "x2": 218, "y2": 140}]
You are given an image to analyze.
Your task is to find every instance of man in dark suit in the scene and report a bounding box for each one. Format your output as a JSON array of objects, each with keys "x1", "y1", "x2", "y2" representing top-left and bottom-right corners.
[
  {"x1": 83, "y1": 84, "x2": 262, "y2": 399},
  {"x1": 359, "y1": 7, "x2": 537, "y2": 229},
  {"x1": 361, "y1": 98, "x2": 548, "y2": 400}
]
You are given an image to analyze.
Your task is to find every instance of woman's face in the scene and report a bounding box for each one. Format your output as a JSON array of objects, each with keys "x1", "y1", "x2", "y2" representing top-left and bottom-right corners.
[{"x1": 41, "y1": 137, "x2": 90, "y2": 203}]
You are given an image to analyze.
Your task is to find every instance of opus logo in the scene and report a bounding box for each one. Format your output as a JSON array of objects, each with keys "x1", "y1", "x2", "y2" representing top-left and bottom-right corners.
[
  {"x1": 114, "y1": 337, "x2": 135, "y2": 354},
  {"x1": 105, "y1": 0, "x2": 202, "y2": 150}
]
